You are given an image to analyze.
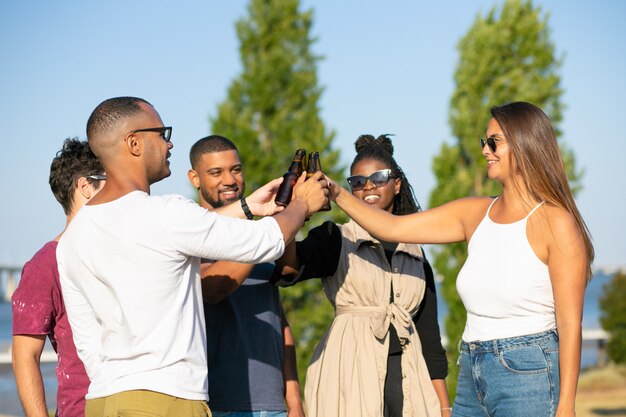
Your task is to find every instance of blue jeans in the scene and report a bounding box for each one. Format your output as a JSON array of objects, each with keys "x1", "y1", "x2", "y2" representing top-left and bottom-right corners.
[
  {"x1": 452, "y1": 330, "x2": 560, "y2": 417},
  {"x1": 211, "y1": 412, "x2": 286, "y2": 417}
]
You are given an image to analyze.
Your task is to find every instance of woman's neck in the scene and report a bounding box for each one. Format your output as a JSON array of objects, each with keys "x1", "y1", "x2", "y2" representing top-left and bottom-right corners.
[{"x1": 498, "y1": 183, "x2": 540, "y2": 215}]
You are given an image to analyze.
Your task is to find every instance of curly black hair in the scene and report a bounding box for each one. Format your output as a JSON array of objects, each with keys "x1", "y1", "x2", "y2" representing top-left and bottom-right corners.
[
  {"x1": 49, "y1": 138, "x2": 104, "y2": 215},
  {"x1": 350, "y1": 134, "x2": 420, "y2": 215}
]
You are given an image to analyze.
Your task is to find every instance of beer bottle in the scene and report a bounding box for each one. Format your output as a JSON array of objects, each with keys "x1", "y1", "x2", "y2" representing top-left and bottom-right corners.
[
  {"x1": 274, "y1": 148, "x2": 307, "y2": 207},
  {"x1": 306, "y1": 151, "x2": 331, "y2": 211}
]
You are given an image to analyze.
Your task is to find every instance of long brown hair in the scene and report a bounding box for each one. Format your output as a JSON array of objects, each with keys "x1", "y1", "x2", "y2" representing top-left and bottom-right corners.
[{"x1": 491, "y1": 101, "x2": 594, "y2": 278}]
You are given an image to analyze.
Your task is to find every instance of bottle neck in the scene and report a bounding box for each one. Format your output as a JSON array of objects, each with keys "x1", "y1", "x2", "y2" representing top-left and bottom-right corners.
[{"x1": 287, "y1": 160, "x2": 303, "y2": 173}]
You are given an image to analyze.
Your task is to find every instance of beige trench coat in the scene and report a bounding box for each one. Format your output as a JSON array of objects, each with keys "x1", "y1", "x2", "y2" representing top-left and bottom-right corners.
[{"x1": 304, "y1": 220, "x2": 441, "y2": 417}]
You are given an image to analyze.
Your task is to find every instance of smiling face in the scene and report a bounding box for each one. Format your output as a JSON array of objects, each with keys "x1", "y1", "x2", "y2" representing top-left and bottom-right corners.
[
  {"x1": 350, "y1": 158, "x2": 400, "y2": 213},
  {"x1": 188, "y1": 149, "x2": 245, "y2": 209},
  {"x1": 483, "y1": 117, "x2": 516, "y2": 184}
]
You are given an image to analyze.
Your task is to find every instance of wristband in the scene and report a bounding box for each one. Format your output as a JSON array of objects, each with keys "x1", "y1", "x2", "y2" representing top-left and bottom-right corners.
[{"x1": 240, "y1": 197, "x2": 254, "y2": 220}]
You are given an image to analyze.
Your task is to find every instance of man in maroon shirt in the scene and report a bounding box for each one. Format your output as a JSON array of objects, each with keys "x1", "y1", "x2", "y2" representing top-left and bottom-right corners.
[{"x1": 12, "y1": 138, "x2": 105, "y2": 417}]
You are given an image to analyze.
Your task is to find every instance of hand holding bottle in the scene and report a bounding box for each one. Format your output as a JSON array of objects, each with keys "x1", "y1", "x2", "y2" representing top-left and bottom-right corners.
[
  {"x1": 291, "y1": 171, "x2": 328, "y2": 216},
  {"x1": 275, "y1": 149, "x2": 307, "y2": 207},
  {"x1": 306, "y1": 151, "x2": 331, "y2": 211}
]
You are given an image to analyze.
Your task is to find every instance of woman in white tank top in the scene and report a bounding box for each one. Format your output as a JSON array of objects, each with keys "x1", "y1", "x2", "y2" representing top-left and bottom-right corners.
[{"x1": 328, "y1": 102, "x2": 594, "y2": 417}]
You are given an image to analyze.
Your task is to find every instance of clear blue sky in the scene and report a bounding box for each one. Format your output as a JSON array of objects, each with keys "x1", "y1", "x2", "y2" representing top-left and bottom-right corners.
[{"x1": 1, "y1": 1, "x2": 624, "y2": 269}]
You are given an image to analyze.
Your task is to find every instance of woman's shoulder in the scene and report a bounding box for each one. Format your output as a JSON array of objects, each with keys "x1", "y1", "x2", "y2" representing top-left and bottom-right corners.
[
  {"x1": 439, "y1": 196, "x2": 495, "y2": 219},
  {"x1": 441, "y1": 195, "x2": 495, "y2": 209},
  {"x1": 527, "y1": 203, "x2": 581, "y2": 253},
  {"x1": 540, "y1": 204, "x2": 579, "y2": 236}
]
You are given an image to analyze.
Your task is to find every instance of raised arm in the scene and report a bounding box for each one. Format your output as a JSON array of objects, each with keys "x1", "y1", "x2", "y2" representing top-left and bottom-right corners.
[
  {"x1": 200, "y1": 261, "x2": 255, "y2": 304},
  {"x1": 211, "y1": 177, "x2": 285, "y2": 219},
  {"x1": 275, "y1": 240, "x2": 299, "y2": 277},
  {"x1": 272, "y1": 171, "x2": 328, "y2": 244},
  {"x1": 331, "y1": 182, "x2": 481, "y2": 244},
  {"x1": 273, "y1": 221, "x2": 342, "y2": 287},
  {"x1": 208, "y1": 172, "x2": 327, "y2": 246},
  {"x1": 546, "y1": 208, "x2": 588, "y2": 417}
]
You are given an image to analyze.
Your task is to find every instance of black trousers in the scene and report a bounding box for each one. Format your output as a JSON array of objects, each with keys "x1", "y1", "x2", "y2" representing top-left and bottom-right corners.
[{"x1": 384, "y1": 325, "x2": 404, "y2": 417}]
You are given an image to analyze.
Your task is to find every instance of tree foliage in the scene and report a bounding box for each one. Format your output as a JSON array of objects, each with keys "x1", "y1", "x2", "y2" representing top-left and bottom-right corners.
[
  {"x1": 599, "y1": 271, "x2": 626, "y2": 364},
  {"x1": 210, "y1": 0, "x2": 345, "y2": 387},
  {"x1": 431, "y1": 0, "x2": 582, "y2": 397}
]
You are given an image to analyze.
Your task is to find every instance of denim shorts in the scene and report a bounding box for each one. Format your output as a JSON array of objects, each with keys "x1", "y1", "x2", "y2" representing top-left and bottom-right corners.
[{"x1": 452, "y1": 330, "x2": 560, "y2": 417}]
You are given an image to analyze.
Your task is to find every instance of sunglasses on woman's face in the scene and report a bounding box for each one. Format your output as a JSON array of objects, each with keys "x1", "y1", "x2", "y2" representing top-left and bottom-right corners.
[
  {"x1": 480, "y1": 136, "x2": 507, "y2": 153},
  {"x1": 346, "y1": 169, "x2": 395, "y2": 191},
  {"x1": 480, "y1": 137, "x2": 497, "y2": 153}
]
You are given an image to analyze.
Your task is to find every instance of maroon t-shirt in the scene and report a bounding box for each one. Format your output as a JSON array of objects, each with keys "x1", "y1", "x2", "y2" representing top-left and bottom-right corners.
[{"x1": 12, "y1": 241, "x2": 89, "y2": 417}]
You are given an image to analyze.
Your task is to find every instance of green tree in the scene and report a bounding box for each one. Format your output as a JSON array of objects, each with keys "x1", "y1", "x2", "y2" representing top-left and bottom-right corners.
[
  {"x1": 430, "y1": 0, "x2": 582, "y2": 397},
  {"x1": 209, "y1": 0, "x2": 345, "y2": 387},
  {"x1": 599, "y1": 270, "x2": 626, "y2": 364}
]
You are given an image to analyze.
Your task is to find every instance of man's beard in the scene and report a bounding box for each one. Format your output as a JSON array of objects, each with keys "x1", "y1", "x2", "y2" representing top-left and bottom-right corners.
[{"x1": 201, "y1": 187, "x2": 242, "y2": 208}]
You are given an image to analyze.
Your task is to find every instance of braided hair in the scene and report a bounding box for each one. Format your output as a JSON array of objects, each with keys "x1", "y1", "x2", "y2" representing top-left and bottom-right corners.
[{"x1": 350, "y1": 134, "x2": 421, "y2": 215}]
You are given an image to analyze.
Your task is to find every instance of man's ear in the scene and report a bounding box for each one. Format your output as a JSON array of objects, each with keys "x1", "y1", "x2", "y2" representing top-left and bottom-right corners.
[
  {"x1": 124, "y1": 132, "x2": 143, "y2": 157},
  {"x1": 187, "y1": 169, "x2": 200, "y2": 189}
]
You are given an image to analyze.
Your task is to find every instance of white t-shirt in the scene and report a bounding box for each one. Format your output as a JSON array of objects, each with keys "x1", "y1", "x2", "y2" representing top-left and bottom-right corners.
[{"x1": 57, "y1": 191, "x2": 285, "y2": 400}]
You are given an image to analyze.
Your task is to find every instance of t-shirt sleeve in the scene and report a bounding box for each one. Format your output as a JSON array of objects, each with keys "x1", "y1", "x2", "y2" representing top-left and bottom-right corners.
[
  {"x1": 12, "y1": 260, "x2": 55, "y2": 336},
  {"x1": 273, "y1": 221, "x2": 342, "y2": 286},
  {"x1": 163, "y1": 195, "x2": 285, "y2": 264},
  {"x1": 413, "y1": 257, "x2": 449, "y2": 379}
]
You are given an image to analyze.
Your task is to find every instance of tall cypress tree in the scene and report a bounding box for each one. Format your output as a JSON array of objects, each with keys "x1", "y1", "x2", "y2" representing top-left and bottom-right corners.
[
  {"x1": 431, "y1": 0, "x2": 582, "y2": 397},
  {"x1": 210, "y1": 0, "x2": 343, "y2": 388},
  {"x1": 211, "y1": 0, "x2": 342, "y2": 192}
]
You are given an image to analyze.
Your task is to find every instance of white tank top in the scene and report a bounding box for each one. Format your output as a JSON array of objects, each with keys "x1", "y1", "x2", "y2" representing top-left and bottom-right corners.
[{"x1": 456, "y1": 197, "x2": 555, "y2": 342}]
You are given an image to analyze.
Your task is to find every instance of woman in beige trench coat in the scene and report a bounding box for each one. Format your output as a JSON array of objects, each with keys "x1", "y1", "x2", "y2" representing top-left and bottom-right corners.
[{"x1": 275, "y1": 135, "x2": 451, "y2": 417}]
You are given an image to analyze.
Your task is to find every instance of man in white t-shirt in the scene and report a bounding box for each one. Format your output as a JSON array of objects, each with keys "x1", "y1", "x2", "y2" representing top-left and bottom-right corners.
[{"x1": 57, "y1": 96, "x2": 327, "y2": 417}]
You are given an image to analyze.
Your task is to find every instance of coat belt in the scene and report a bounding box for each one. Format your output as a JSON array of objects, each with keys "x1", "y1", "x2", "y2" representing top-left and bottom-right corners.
[{"x1": 335, "y1": 304, "x2": 412, "y2": 342}]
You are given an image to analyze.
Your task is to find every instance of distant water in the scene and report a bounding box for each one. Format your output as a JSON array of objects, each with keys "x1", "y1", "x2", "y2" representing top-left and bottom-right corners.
[{"x1": 0, "y1": 271, "x2": 616, "y2": 415}]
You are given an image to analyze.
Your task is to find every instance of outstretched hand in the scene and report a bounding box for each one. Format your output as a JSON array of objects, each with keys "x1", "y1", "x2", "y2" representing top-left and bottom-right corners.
[
  {"x1": 246, "y1": 177, "x2": 285, "y2": 217},
  {"x1": 325, "y1": 175, "x2": 343, "y2": 202}
]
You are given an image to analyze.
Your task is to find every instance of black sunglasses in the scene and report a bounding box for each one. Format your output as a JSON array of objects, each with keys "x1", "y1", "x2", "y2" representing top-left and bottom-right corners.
[
  {"x1": 86, "y1": 174, "x2": 107, "y2": 181},
  {"x1": 346, "y1": 169, "x2": 395, "y2": 191},
  {"x1": 130, "y1": 126, "x2": 172, "y2": 142},
  {"x1": 480, "y1": 136, "x2": 507, "y2": 153}
]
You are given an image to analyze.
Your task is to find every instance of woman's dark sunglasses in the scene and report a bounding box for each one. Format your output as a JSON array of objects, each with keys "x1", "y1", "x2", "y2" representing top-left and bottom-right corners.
[
  {"x1": 346, "y1": 169, "x2": 395, "y2": 191},
  {"x1": 480, "y1": 137, "x2": 498, "y2": 153}
]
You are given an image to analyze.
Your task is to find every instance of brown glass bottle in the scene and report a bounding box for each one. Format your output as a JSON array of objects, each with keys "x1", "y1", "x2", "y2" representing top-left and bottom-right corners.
[
  {"x1": 306, "y1": 151, "x2": 331, "y2": 211},
  {"x1": 274, "y1": 148, "x2": 307, "y2": 207}
]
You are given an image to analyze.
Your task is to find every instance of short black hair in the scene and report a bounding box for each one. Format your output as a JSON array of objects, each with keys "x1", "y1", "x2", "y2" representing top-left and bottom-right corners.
[
  {"x1": 189, "y1": 135, "x2": 238, "y2": 169},
  {"x1": 86, "y1": 96, "x2": 150, "y2": 140},
  {"x1": 49, "y1": 138, "x2": 104, "y2": 215}
]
